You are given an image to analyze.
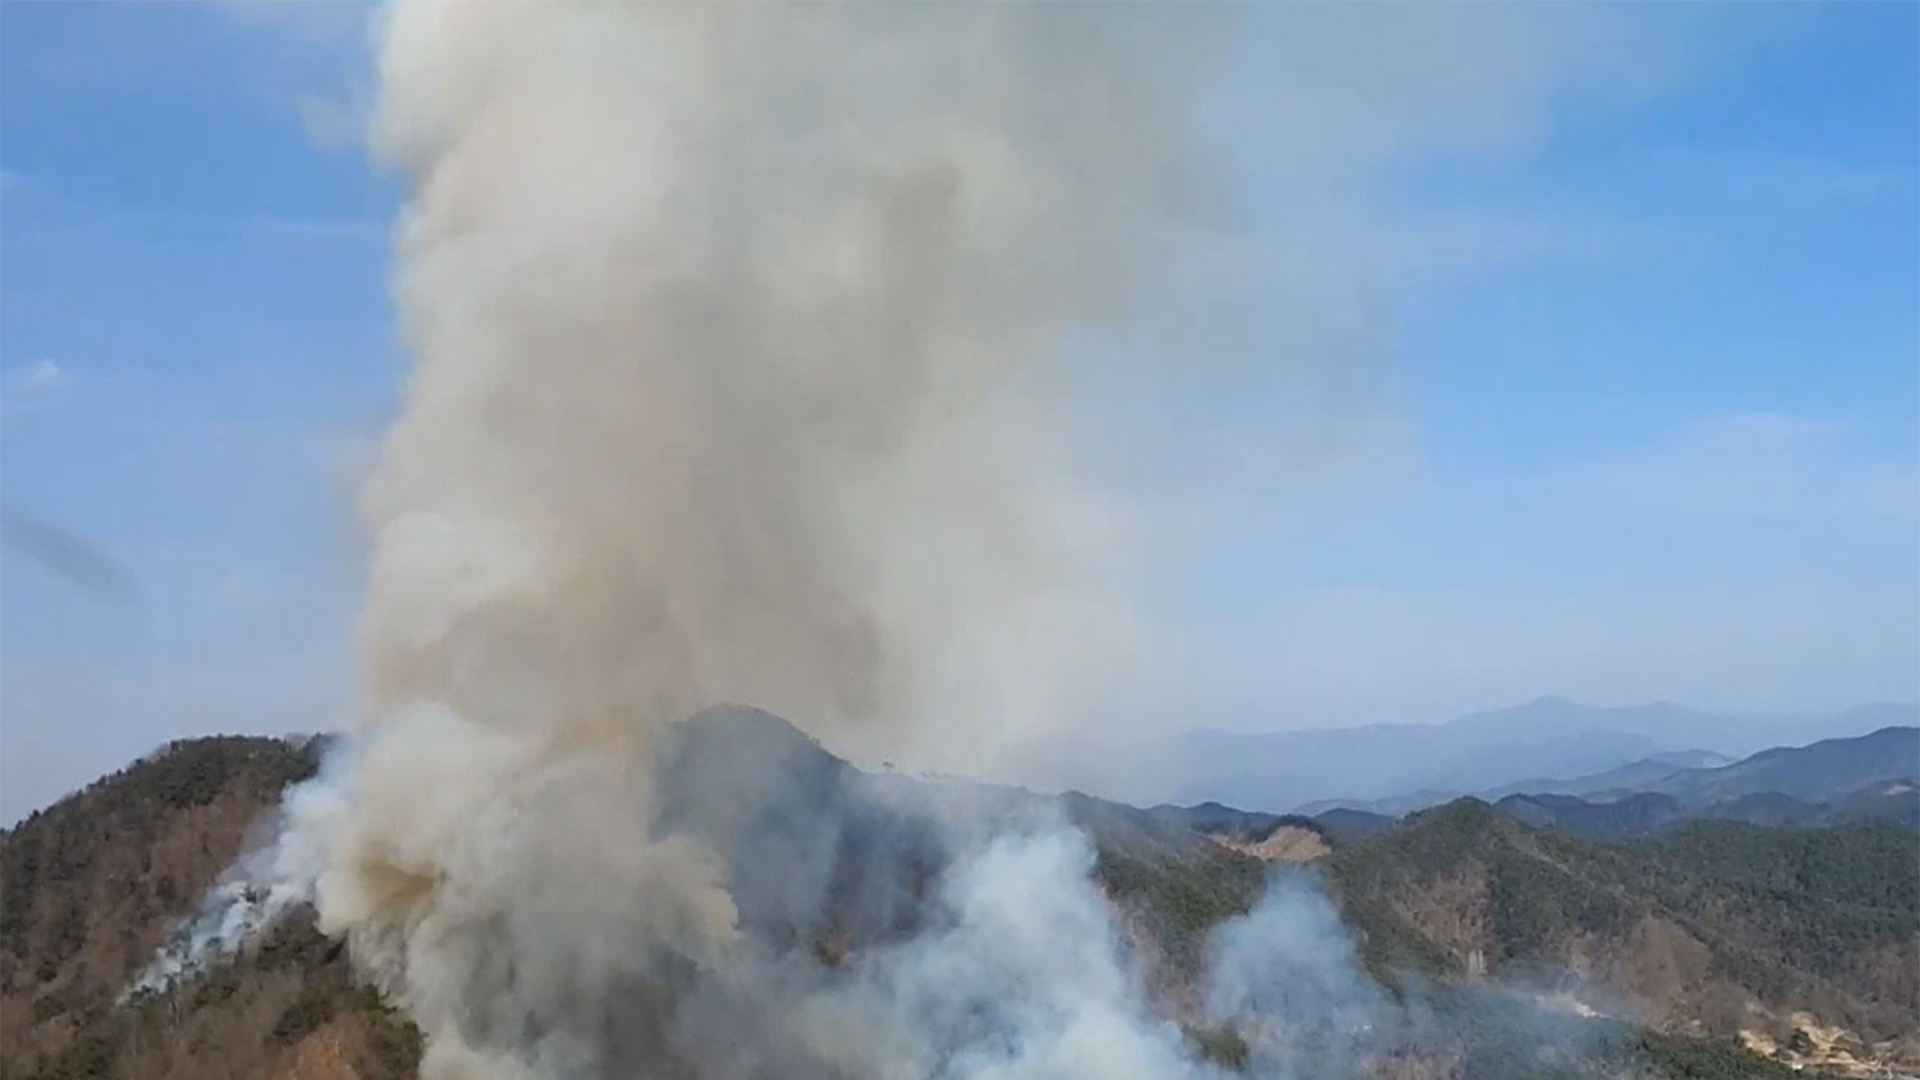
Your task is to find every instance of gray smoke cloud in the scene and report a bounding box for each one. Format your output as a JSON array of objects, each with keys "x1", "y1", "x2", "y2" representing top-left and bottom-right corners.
[
  {"x1": 126, "y1": 3, "x2": 1741, "y2": 1077},
  {"x1": 297, "y1": 3, "x2": 1250, "y2": 1077},
  {"x1": 351, "y1": 0, "x2": 1235, "y2": 767}
]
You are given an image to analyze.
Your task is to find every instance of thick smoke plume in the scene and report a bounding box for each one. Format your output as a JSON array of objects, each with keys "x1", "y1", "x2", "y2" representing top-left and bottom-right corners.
[
  {"x1": 119, "y1": 4, "x2": 1749, "y2": 1076},
  {"x1": 354, "y1": 0, "x2": 1229, "y2": 760},
  {"x1": 295, "y1": 3, "x2": 1247, "y2": 1078}
]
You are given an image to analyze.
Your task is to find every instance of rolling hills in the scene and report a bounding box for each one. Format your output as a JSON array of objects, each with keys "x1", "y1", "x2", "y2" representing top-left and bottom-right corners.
[
  {"x1": 1325, "y1": 800, "x2": 1918, "y2": 1057},
  {"x1": 3, "y1": 712, "x2": 1914, "y2": 1079}
]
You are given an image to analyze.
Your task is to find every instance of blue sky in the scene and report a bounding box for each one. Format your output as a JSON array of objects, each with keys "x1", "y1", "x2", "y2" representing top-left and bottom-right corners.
[{"x1": 2, "y1": 1, "x2": 1915, "y2": 819}]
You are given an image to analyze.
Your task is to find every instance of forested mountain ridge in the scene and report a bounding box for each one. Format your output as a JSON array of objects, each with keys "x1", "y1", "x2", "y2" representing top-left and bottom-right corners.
[{"x1": 5, "y1": 722, "x2": 1911, "y2": 1079}]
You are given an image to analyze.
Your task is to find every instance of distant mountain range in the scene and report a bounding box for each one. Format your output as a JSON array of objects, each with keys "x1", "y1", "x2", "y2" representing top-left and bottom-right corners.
[
  {"x1": 1636, "y1": 725, "x2": 1920, "y2": 808},
  {"x1": 1297, "y1": 724, "x2": 1920, "y2": 842},
  {"x1": 1031, "y1": 698, "x2": 1918, "y2": 814},
  {"x1": 1480, "y1": 748, "x2": 1739, "y2": 803}
]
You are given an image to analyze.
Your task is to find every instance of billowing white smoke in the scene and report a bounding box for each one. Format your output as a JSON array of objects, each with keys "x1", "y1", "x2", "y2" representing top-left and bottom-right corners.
[
  {"x1": 354, "y1": 0, "x2": 1230, "y2": 762},
  {"x1": 121, "y1": 3, "x2": 1744, "y2": 1075},
  {"x1": 677, "y1": 826, "x2": 1214, "y2": 1080},
  {"x1": 293, "y1": 3, "x2": 1249, "y2": 1078}
]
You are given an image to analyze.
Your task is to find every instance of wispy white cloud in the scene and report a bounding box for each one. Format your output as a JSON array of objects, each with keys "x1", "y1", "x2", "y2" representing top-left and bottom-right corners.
[
  {"x1": 1627, "y1": 148, "x2": 1916, "y2": 208},
  {"x1": 1388, "y1": 206, "x2": 1682, "y2": 281},
  {"x1": 1164, "y1": 583, "x2": 1919, "y2": 731},
  {"x1": 296, "y1": 91, "x2": 370, "y2": 153},
  {"x1": 199, "y1": 0, "x2": 379, "y2": 152},
  {"x1": 1, "y1": 361, "x2": 159, "y2": 415},
  {"x1": 1128, "y1": 412, "x2": 1920, "y2": 732},
  {"x1": 11, "y1": 199, "x2": 389, "y2": 246},
  {"x1": 1750, "y1": 155, "x2": 1914, "y2": 201},
  {"x1": 203, "y1": 0, "x2": 377, "y2": 48},
  {"x1": 206, "y1": 567, "x2": 285, "y2": 610},
  {"x1": 13, "y1": 359, "x2": 71, "y2": 394},
  {"x1": 239, "y1": 212, "x2": 387, "y2": 243},
  {"x1": 1, "y1": 360, "x2": 78, "y2": 416}
]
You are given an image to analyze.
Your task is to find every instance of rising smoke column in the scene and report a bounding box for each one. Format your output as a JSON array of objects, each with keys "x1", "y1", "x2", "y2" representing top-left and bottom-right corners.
[{"x1": 297, "y1": 3, "x2": 1238, "y2": 1078}]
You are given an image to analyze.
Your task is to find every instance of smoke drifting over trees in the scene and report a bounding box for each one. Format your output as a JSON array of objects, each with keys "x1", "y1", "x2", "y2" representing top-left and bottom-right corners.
[
  {"x1": 301, "y1": 4, "x2": 1265, "y2": 1077},
  {"x1": 118, "y1": 5, "x2": 1811, "y2": 1080}
]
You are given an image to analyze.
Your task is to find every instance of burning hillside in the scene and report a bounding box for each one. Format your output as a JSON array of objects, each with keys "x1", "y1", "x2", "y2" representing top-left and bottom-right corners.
[{"x1": 16, "y1": 720, "x2": 1909, "y2": 1080}]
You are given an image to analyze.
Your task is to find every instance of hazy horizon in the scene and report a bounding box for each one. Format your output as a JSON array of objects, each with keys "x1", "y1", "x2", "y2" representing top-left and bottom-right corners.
[{"x1": 8, "y1": 692, "x2": 1914, "y2": 827}]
